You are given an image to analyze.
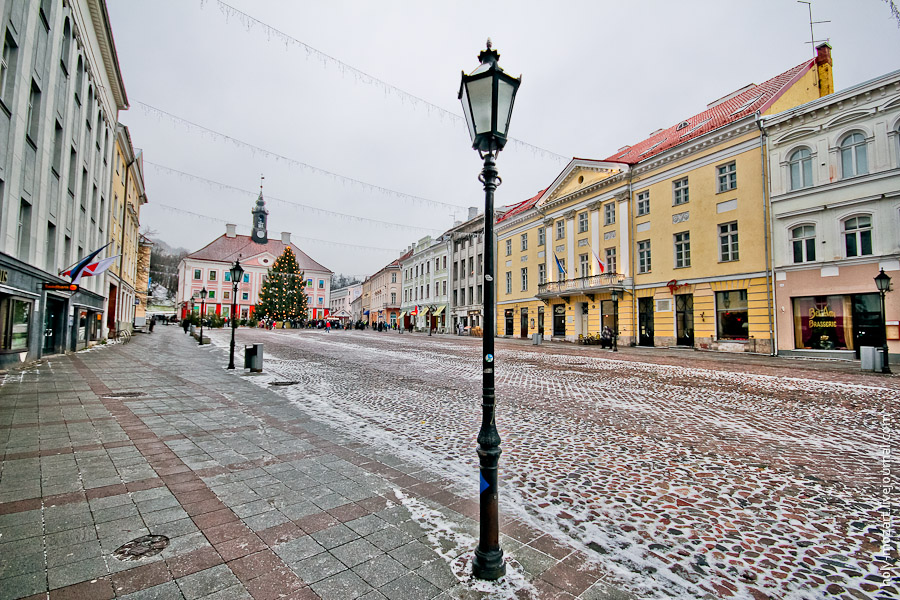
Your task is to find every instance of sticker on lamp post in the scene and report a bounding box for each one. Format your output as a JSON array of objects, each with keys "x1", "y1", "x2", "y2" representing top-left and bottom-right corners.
[
  {"x1": 485, "y1": 354, "x2": 493, "y2": 362},
  {"x1": 480, "y1": 473, "x2": 490, "y2": 494}
]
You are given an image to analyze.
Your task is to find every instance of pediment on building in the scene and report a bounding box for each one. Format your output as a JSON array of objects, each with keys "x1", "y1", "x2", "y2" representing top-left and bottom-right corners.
[
  {"x1": 824, "y1": 109, "x2": 876, "y2": 131},
  {"x1": 244, "y1": 252, "x2": 277, "y2": 268},
  {"x1": 771, "y1": 127, "x2": 818, "y2": 146},
  {"x1": 537, "y1": 159, "x2": 626, "y2": 208}
]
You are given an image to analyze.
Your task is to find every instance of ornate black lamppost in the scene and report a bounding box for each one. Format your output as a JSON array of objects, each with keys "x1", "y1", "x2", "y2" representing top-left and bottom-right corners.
[
  {"x1": 459, "y1": 39, "x2": 520, "y2": 581},
  {"x1": 199, "y1": 287, "x2": 207, "y2": 345},
  {"x1": 611, "y1": 289, "x2": 619, "y2": 352},
  {"x1": 228, "y1": 260, "x2": 244, "y2": 369},
  {"x1": 875, "y1": 268, "x2": 892, "y2": 374}
]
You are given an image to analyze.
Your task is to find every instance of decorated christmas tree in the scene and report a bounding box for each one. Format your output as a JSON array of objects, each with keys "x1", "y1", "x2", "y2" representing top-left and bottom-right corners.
[{"x1": 255, "y1": 247, "x2": 308, "y2": 321}]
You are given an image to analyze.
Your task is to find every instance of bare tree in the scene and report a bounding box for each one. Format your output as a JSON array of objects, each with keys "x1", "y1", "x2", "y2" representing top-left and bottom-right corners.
[{"x1": 885, "y1": 0, "x2": 900, "y2": 26}]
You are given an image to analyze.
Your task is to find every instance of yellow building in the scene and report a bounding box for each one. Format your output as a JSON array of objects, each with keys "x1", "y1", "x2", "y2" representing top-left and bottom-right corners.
[
  {"x1": 106, "y1": 124, "x2": 147, "y2": 335},
  {"x1": 496, "y1": 45, "x2": 834, "y2": 354},
  {"x1": 134, "y1": 235, "x2": 152, "y2": 319}
]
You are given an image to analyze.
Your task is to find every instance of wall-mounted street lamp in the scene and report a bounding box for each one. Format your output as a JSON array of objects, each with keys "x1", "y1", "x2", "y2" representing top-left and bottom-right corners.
[
  {"x1": 875, "y1": 268, "x2": 892, "y2": 374},
  {"x1": 459, "y1": 38, "x2": 520, "y2": 581},
  {"x1": 199, "y1": 287, "x2": 208, "y2": 346},
  {"x1": 228, "y1": 260, "x2": 244, "y2": 369}
]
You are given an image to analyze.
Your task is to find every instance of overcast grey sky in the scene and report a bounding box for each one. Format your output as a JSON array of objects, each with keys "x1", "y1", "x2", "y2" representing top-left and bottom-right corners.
[{"x1": 107, "y1": 0, "x2": 900, "y2": 278}]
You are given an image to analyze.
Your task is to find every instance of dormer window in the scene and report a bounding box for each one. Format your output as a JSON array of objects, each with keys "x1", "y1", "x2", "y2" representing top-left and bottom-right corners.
[{"x1": 676, "y1": 121, "x2": 690, "y2": 131}]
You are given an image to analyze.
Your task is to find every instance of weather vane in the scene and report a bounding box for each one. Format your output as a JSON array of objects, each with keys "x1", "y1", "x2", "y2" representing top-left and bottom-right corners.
[{"x1": 260, "y1": 174, "x2": 264, "y2": 193}]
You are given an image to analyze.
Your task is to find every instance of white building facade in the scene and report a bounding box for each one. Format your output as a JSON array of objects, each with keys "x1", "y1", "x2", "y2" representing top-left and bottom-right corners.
[
  {"x1": 400, "y1": 235, "x2": 450, "y2": 332},
  {"x1": 0, "y1": 0, "x2": 127, "y2": 366},
  {"x1": 764, "y1": 69, "x2": 900, "y2": 360}
]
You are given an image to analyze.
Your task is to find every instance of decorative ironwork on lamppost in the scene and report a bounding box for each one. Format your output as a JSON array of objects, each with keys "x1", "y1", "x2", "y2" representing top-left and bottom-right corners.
[
  {"x1": 875, "y1": 268, "x2": 892, "y2": 374},
  {"x1": 611, "y1": 289, "x2": 619, "y2": 352},
  {"x1": 199, "y1": 287, "x2": 207, "y2": 345},
  {"x1": 459, "y1": 38, "x2": 521, "y2": 581},
  {"x1": 228, "y1": 260, "x2": 244, "y2": 369}
]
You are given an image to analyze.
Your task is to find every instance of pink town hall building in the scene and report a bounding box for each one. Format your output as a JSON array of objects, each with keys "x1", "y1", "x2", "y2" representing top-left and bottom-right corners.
[{"x1": 176, "y1": 193, "x2": 332, "y2": 321}]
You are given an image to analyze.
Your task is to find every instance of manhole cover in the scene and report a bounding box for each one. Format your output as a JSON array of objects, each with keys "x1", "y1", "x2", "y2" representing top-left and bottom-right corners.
[
  {"x1": 269, "y1": 381, "x2": 299, "y2": 387},
  {"x1": 113, "y1": 535, "x2": 169, "y2": 561},
  {"x1": 103, "y1": 391, "x2": 146, "y2": 398}
]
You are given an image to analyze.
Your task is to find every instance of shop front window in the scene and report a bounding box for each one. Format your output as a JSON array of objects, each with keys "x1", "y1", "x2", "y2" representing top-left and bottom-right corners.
[
  {"x1": 715, "y1": 290, "x2": 748, "y2": 340},
  {"x1": 0, "y1": 297, "x2": 31, "y2": 350},
  {"x1": 792, "y1": 294, "x2": 882, "y2": 351}
]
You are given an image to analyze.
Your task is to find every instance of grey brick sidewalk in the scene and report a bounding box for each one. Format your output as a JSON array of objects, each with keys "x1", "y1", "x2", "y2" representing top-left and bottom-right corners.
[{"x1": 0, "y1": 328, "x2": 631, "y2": 600}]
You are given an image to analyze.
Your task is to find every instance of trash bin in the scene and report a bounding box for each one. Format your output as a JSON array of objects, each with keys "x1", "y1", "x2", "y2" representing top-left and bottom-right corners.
[
  {"x1": 532, "y1": 332, "x2": 542, "y2": 346},
  {"x1": 860, "y1": 346, "x2": 882, "y2": 372},
  {"x1": 244, "y1": 343, "x2": 263, "y2": 372}
]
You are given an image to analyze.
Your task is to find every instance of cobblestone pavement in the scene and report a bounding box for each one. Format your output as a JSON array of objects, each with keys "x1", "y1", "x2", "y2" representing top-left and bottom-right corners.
[
  {"x1": 0, "y1": 327, "x2": 896, "y2": 600},
  {"x1": 215, "y1": 326, "x2": 899, "y2": 600}
]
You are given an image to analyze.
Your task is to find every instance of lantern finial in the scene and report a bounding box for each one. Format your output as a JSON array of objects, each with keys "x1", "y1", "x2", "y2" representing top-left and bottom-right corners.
[{"x1": 486, "y1": 38, "x2": 492, "y2": 49}]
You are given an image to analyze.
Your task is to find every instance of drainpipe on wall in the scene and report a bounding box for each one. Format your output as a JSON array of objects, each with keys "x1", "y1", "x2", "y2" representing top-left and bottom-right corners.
[
  {"x1": 756, "y1": 113, "x2": 777, "y2": 356},
  {"x1": 627, "y1": 168, "x2": 636, "y2": 345}
]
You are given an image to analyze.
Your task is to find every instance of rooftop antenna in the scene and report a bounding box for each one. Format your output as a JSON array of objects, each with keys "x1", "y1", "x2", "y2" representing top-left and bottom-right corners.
[{"x1": 797, "y1": 1, "x2": 830, "y2": 87}]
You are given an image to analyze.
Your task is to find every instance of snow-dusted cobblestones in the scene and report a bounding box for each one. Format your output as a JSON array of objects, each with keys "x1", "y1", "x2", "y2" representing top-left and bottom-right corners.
[{"x1": 220, "y1": 328, "x2": 898, "y2": 599}]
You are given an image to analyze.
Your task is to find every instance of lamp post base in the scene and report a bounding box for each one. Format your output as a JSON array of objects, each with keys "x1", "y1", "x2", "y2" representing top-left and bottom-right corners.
[{"x1": 472, "y1": 546, "x2": 506, "y2": 580}]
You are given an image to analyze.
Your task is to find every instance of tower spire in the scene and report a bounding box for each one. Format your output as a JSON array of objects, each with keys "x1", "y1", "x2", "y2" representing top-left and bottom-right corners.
[{"x1": 251, "y1": 177, "x2": 269, "y2": 244}]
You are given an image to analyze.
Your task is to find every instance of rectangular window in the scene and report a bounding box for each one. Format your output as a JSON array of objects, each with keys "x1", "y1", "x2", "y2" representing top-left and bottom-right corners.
[
  {"x1": 604, "y1": 202, "x2": 616, "y2": 225},
  {"x1": 578, "y1": 212, "x2": 589, "y2": 233},
  {"x1": 636, "y1": 191, "x2": 650, "y2": 216},
  {"x1": 791, "y1": 225, "x2": 816, "y2": 264},
  {"x1": 717, "y1": 162, "x2": 737, "y2": 192},
  {"x1": 716, "y1": 290, "x2": 748, "y2": 340},
  {"x1": 719, "y1": 222, "x2": 739, "y2": 262},
  {"x1": 505, "y1": 271, "x2": 512, "y2": 294},
  {"x1": 605, "y1": 247, "x2": 617, "y2": 274},
  {"x1": 0, "y1": 297, "x2": 31, "y2": 350},
  {"x1": 521, "y1": 232, "x2": 528, "y2": 251},
  {"x1": 638, "y1": 240, "x2": 651, "y2": 273},
  {"x1": 556, "y1": 220, "x2": 565, "y2": 240},
  {"x1": 426, "y1": 262, "x2": 430, "y2": 274},
  {"x1": 579, "y1": 253, "x2": 590, "y2": 277},
  {"x1": 391, "y1": 292, "x2": 397, "y2": 304},
  {"x1": 0, "y1": 31, "x2": 18, "y2": 107},
  {"x1": 224, "y1": 271, "x2": 231, "y2": 282},
  {"x1": 242, "y1": 292, "x2": 249, "y2": 301},
  {"x1": 193, "y1": 269, "x2": 201, "y2": 280},
  {"x1": 426, "y1": 284, "x2": 430, "y2": 297},
  {"x1": 442, "y1": 256, "x2": 447, "y2": 269},
  {"x1": 318, "y1": 280, "x2": 325, "y2": 289},
  {"x1": 45, "y1": 222, "x2": 57, "y2": 272},
  {"x1": 521, "y1": 267, "x2": 528, "y2": 291},
  {"x1": 68, "y1": 149, "x2": 77, "y2": 195},
  {"x1": 442, "y1": 280, "x2": 446, "y2": 295},
  {"x1": 538, "y1": 227, "x2": 545, "y2": 246},
  {"x1": 673, "y1": 177, "x2": 689, "y2": 205},
  {"x1": 505, "y1": 239, "x2": 512, "y2": 256},
  {"x1": 208, "y1": 270, "x2": 217, "y2": 281},
  {"x1": 391, "y1": 272, "x2": 397, "y2": 283},
  {"x1": 223, "y1": 291, "x2": 230, "y2": 300},
  {"x1": 26, "y1": 80, "x2": 41, "y2": 143},
  {"x1": 52, "y1": 122, "x2": 63, "y2": 174},
  {"x1": 243, "y1": 274, "x2": 250, "y2": 283},
  {"x1": 477, "y1": 285, "x2": 482, "y2": 304},
  {"x1": 207, "y1": 291, "x2": 215, "y2": 299},
  {"x1": 538, "y1": 263, "x2": 546, "y2": 285},
  {"x1": 435, "y1": 258, "x2": 440, "y2": 271},
  {"x1": 674, "y1": 232, "x2": 691, "y2": 268},
  {"x1": 17, "y1": 199, "x2": 32, "y2": 259}
]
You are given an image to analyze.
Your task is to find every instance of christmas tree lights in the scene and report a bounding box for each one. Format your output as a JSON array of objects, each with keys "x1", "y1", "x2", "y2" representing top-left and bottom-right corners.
[{"x1": 254, "y1": 247, "x2": 309, "y2": 321}]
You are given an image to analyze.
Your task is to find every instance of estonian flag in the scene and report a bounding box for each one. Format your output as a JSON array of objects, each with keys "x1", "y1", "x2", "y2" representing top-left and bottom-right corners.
[
  {"x1": 61, "y1": 243, "x2": 111, "y2": 284},
  {"x1": 554, "y1": 254, "x2": 567, "y2": 277}
]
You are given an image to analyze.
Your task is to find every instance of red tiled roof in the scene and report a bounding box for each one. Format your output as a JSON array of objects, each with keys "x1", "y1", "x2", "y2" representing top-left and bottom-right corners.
[
  {"x1": 604, "y1": 59, "x2": 814, "y2": 164},
  {"x1": 186, "y1": 234, "x2": 332, "y2": 274},
  {"x1": 497, "y1": 188, "x2": 547, "y2": 223}
]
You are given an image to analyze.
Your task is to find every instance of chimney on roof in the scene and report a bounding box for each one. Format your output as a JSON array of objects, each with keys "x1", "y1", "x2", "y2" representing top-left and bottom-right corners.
[
  {"x1": 468, "y1": 206, "x2": 478, "y2": 220},
  {"x1": 226, "y1": 224, "x2": 237, "y2": 238},
  {"x1": 816, "y1": 43, "x2": 834, "y2": 97},
  {"x1": 281, "y1": 232, "x2": 291, "y2": 245}
]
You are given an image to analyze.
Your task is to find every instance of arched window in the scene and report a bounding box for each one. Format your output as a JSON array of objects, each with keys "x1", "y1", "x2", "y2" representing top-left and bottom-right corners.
[
  {"x1": 788, "y1": 148, "x2": 812, "y2": 190},
  {"x1": 74, "y1": 55, "x2": 83, "y2": 103},
  {"x1": 60, "y1": 19, "x2": 71, "y2": 72},
  {"x1": 791, "y1": 225, "x2": 816, "y2": 263},
  {"x1": 843, "y1": 216, "x2": 872, "y2": 257},
  {"x1": 840, "y1": 133, "x2": 868, "y2": 178}
]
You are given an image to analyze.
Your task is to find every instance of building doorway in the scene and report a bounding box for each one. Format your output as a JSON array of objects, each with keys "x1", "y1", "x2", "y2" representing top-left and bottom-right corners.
[
  {"x1": 43, "y1": 297, "x2": 66, "y2": 355},
  {"x1": 537, "y1": 306, "x2": 544, "y2": 336},
  {"x1": 553, "y1": 304, "x2": 566, "y2": 337},
  {"x1": 675, "y1": 294, "x2": 694, "y2": 347},
  {"x1": 504, "y1": 309, "x2": 514, "y2": 336},
  {"x1": 852, "y1": 293, "x2": 884, "y2": 357},
  {"x1": 579, "y1": 303, "x2": 588, "y2": 337},
  {"x1": 520, "y1": 308, "x2": 528, "y2": 338},
  {"x1": 639, "y1": 297, "x2": 654, "y2": 346}
]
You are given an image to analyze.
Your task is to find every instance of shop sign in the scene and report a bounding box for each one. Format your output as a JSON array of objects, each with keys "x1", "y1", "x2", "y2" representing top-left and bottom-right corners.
[
  {"x1": 809, "y1": 306, "x2": 837, "y2": 329},
  {"x1": 0, "y1": 269, "x2": 8, "y2": 283},
  {"x1": 44, "y1": 283, "x2": 79, "y2": 292}
]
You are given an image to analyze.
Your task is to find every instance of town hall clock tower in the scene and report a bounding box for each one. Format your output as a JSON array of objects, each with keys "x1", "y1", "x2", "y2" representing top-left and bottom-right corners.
[{"x1": 251, "y1": 190, "x2": 269, "y2": 244}]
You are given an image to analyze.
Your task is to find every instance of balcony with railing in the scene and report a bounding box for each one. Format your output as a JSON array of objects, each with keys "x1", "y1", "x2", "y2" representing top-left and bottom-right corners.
[{"x1": 537, "y1": 272, "x2": 629, "y2": 300}]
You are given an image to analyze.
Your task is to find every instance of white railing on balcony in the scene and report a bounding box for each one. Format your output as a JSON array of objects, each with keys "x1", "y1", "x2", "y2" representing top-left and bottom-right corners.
[{"x1": 537, "y1": 273, "x2": 626, "y2": 296}]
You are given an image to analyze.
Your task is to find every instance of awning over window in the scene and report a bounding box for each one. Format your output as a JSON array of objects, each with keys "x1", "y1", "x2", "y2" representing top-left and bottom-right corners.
[
  {"x1": 398, "y1": 311, "x2": 406, "y2": 319},
  {"x1": 433, "y1": 305, "x2": 446, "y2": 316}
]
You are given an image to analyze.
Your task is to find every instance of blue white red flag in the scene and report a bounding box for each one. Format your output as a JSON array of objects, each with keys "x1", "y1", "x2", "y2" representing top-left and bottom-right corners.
[
  {"x1": 591, "y1": 248, "x2": 606, "y2": 274},
  {"x1": 61, "y1": 243, "x2": 111, "y2": 284},
  {"x1": 554, "y1": 254, "x2": 567, "y2": 277}
]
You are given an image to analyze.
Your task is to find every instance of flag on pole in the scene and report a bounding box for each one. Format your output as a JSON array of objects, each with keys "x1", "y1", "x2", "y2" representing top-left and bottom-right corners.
[
  {"x1": 591, "y1": 248, "x2": 606, "y2": 274},
  {"x1": 76, "y1": 256, "x2": 119, "y2": 280},
  {"x1": 554, "y1": 254, "x2": 567, "y2": 277},
  {"x1": 61, "y1": 243, "x2": 111, "y2": 284}
]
